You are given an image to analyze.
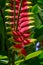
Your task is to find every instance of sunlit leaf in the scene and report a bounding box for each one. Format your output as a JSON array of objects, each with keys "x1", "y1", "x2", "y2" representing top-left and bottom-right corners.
[
  {"x1": 32, "y1": 4, "x2": 40, "y2": 14},
  {"x1": 0, "y1": 60, "x2": 8, "y2": 64},
  {"x1": 15, "y1": 50, "x2": 42, "y2": 64},
  {"x1": 0, "y1": 55, "x2": 8, "y2": 60},
  {"x1": 25, "y1": 50, "x2": 42, "y2": 60}
]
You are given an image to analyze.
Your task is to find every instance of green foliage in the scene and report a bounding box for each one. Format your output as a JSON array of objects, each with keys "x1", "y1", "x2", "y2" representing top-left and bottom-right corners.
[
  {"x1": 0, "y1": 55, "x2": 8, "y2": 60},
  {"x1": 38, "y1": 0, "x2": 43, "y2": 4},
  {"x1": 0, "y1": 0, "x2": 6, "y2": 8},
  {"x1": 25, "y1": 50, "x2": 42, "y2": 60},
  {"x1": 32, "y1": 4, "x2": 40, "y2": 13},
  {"x1": 0, "y1": 16, "x2": 5, "y2": 50},
  {"x1": 31, "y1": 0, "x2": 43, "y2": 41},
  {"x1": 15, "y1": 50, "x2": 42, "y2": 64}
]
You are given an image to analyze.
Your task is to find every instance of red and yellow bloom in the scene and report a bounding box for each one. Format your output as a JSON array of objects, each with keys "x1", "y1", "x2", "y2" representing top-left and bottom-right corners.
[{"x1": 5, "y1": 0, "x2": 36, "y2": 56}]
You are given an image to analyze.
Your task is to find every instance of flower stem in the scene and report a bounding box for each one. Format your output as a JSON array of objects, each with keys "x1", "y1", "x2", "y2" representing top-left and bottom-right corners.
[
  {"x1": 12, "y1": 50, "x2": 15, "y2": 65},
  {"x1": 16, "y1": 0, "x2": 23, "y2": 30}
]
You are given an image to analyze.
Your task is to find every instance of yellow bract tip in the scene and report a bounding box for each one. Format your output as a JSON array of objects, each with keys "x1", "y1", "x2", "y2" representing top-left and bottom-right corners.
[
  {"x1": 28, "y1": 6, "x2": 32, "y2": 8},
  {"x1": 5, "y1": 22, "x2": 10, "y2": 24},
  {"x1": 29, "y1": 21, "x2": 35, "y2": 24},
  {"x1": 27, "y1": 1, "x2": 32, "y2": 4},
  {"x1": 7, "y1": 32, "x2": 12, "y2": 35},
  {"x1": 29, "y1": 26, "x2": 35, "y2": 29},
  {"x1": 28, "y1": 12, "x2": 34, "y2": 15},
  {"x1": 5, "y1": 16, "x2": 11, "y2": 19},
  {"x1": 6, "y1": 27, "x2": 11, "y2": 29},
  {"x1": 30, "y1": 39, "x2": 37, "y2": 42},
  {"x1": 5, "y1": 9, "x2": 11, "y2": 12},
  {"x1": 5, "y1": 3, "x2": 10, "y2": 6},
  {"x1": 28, "y1": 17, "x2": 34, "y2": 20},
  {"x1": 5, "y1": 16, "x2": 10, "y2": 17}
]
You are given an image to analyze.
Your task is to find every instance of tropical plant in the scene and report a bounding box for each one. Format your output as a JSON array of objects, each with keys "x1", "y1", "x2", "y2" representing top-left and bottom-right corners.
[{"x1": 0, "y1": 0, "x2": 43, "y2": 65}]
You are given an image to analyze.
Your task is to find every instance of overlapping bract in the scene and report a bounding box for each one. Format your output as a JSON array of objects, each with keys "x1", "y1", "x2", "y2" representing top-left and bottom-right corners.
[{"x1": 5, "y1": 0, "x2": 36, "y2": 56}]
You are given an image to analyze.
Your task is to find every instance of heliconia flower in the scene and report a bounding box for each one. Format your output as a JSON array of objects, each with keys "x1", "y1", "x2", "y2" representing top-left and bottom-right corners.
[
  {"x1": 16, "y1": 0, "x2": 20, "y2": 2},
  {"x1": 21, "y1": 6, "x2": 32, "y2": 11},
  {"x1": 18, "y1": 48, "x2": 27, "y2": 56},
  {"x1": 10, "y1": 22, "x2": 14, "y2": 24},
  {"x1": 20, "y1": 12, "x2": 33, "y2": 18},
  {"x1": 19, "y1": 21, "x2": 34, "y2": 28},
  {"x1": 23, "y1": 39, "x2": 35, "y2": 45},
  {"x1": 19, "y1": 26, "x2": 34, "y2": 33},
  {"x1": 22, "y1": 33, "x2": 30, "y2": 38},
  {"x1": 14, "y1": 44, "x2": 22, "y2": 49},
  {"x1": 7, "y1": 32, "x2": 12, "y2": 35},
  {"x1": 19, "y1": 17, "x2": 34, "y2": 22},
  {"x1": 6, "y1": 27, "x2": 11, "y2": 30},
  {"x1": 14, "y1": 37, "x2": 22, "y2": 42},
  {"x1": 16, "y1": 13, "x2": 33, "y2": 19},
  {"x1": 12, "y1": 31, "x2": 30, "y2": 38},
  {"x1": 5, "y1": 9, "x2": 14, "y2": 13},
  {"x1": 12, "y1": 31, "x2": 18, "y2": 36},
  {"x1": 23, "y1": 39, "x2": 31, "y2": 44},
  {"x1": 16, "y1": 5, "x2": 19, "y2": 10},
  {"x1": 5, "y1": 16, "x2": 14, "y2": 19},
  {"x1": 5, "y1": 3, "x2": 10, "y2": 6},
  {"x1": 15, "y1": 10, "x2": 19, "y2": 15},
  {"x1": 23, "y1": 1, "x2": 32, "y2": 5},
  {"x1": 5, "y1": 0, "x2": 36, "y2": 56},
  {"x1": 18, "y1": 17, "x2": 34, "y2": 25},
  {"x1": 10, "y1": 4, "x2": 14, "y2": 9}
]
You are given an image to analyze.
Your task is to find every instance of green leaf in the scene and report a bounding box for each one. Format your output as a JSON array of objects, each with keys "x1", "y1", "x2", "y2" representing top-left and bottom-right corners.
[
  {"x1": 38, "y1": 0, "x2": 43, "y2": 4},
  {"x1": 39, "y1": 25, "x2": 43, "y2": 29},
  {"x1": 0, "y1": 55, "x2": 8, "y2": 60},
  {"x1": 0, "y1": 0, "x2": 6, "y2": 8},
  {"x1": 15, "y1": 50, "x2": 42, "y2": 64},
  {"x1": 34, "y1": 25, "x2": 43, "y2": 40},
  {"x1": 25, "y1": 50, "x2": 42, "y2": 60},
  {"x1": 0, "y1": 60, "x2": 8, "y2": 64},
  {"x1": 32, "y1": 4, "x2": 40, "y2": 14},
  {"x1": 15, "y1": 59, "x2": 24, "y2": 64},
  {"x1": 32, "y1": 14, "x2": 41, "y2": 28},
  {"x1": 37, "y1": 34, "x2": 43, "y2": 41},
  {"x1": 39, "y1": 53, "x2": 43, "y2": 59}
]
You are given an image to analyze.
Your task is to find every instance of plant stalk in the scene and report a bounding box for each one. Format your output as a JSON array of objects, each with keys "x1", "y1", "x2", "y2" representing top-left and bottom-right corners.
[
  {"x1": 12, "y1": 50, "x2": 15, "y2": 65},
  {"x1": 16, "y1": 0, "x2": 23, "y2": 30}
]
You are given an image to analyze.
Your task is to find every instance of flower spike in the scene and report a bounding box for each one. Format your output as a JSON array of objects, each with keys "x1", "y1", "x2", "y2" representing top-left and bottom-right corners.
[{"x1": 5, "y1": 0, "x2": 36, "y2": 56}]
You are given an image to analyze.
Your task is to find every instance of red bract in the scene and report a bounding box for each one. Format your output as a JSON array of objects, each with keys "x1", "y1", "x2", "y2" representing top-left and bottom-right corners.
[
  {"x1": 5, "y1": 0, "x2": 35, "y2": 56},
  {"x1": 14, "y1": 37, "x2": 22, "y2": 42},
  {"x1": 18, "y1": 48, "x2": 27, "y2": 56},
  {"x1": 20, "y1": 12, "x2": 30, "y2": 18},
  {"x1": 22, "y1": 33, "x2": 30, "y2": 38},
  {"x1": 19, "y1": 26, "x2": 31, "y2": 33},
  {"x1": 14, "y1": 44, "x2": 22, "y2": 49}
]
